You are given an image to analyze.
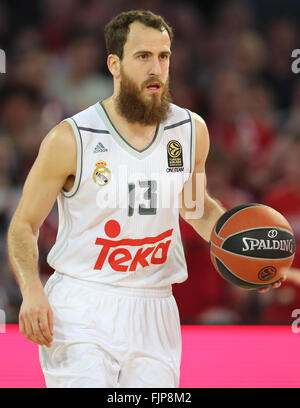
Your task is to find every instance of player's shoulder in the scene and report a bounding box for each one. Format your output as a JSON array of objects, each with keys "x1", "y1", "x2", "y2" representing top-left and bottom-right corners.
[
  {"x1": 186, "y1": 109, "x2": 209, "y2": 142},
  {"x1": 41, "y1": 120, "x2": 74, "y2": 151},
  {"x1": 167, "y1": 103, "x2": 207, "y2": 130},
  {"x1": 30, "y1": 119, "x2": 76, "y2": 178},
  {"x1": 191, "y1": 111, "x2": 207, "y2": 128},
  {"x1": 37, "y1": 120, "x2": 76, "y2": 177},
  {"x1": 187, "y1": 110, "x2": 210, "y2": 158},
  {"x1": 164, "y1": 103, "x2": 191, "y2": 126}
]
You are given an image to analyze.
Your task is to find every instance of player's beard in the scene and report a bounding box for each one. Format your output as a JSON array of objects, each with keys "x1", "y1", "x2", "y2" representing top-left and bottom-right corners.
[{"x1": 116, "y1": 66, "x2": 172, "y2": 126}]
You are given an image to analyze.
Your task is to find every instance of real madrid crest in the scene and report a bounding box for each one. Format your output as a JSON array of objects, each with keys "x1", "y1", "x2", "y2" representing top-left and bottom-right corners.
[{"x1": 93, "y1": 160, "x2": 111, "y2": 186}]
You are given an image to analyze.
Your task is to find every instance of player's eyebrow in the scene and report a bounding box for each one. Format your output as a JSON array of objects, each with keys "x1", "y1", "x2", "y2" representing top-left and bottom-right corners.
[
  {"x1": 161, "y1": 50, "x2": 172, "y2": 56},
  {"x1": 133, "y1": 50, "x2": 172, "y2": 56}
]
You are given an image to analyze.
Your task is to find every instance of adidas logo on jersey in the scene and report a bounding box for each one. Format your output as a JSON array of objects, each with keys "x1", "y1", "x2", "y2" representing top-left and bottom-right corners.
[{"x1": 93, "y1": 142, "x2": 108, "y2": 153}]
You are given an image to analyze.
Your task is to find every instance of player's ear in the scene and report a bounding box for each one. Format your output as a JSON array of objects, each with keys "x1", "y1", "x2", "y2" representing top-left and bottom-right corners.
[{"x1": 107, "y1": 54, "x2": 121, "y2": 78}]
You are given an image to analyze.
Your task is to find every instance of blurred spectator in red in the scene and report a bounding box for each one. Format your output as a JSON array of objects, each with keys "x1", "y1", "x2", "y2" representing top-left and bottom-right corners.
[
  {"x1": 0, "y1": 84, "x2": 44, "y2": 182},
  {"x1": 233, "y1": 31, "x2": 266, "y2": 79},
  {"x1": 170, "y1": 40, "x2": 203, "y2": 113},
  {"x1": 41, "y1": 0, "x2": 78, "y2": 52},
  {"x1": 207, "y1": 70, "x2": 276, "y2": 196},
  {"x1": 205, "y1": 0, "x2": 255, "y2": 72},
  {"x1": 259, "y1": 134, "x2": 300, "y2": 323},
  {"x1": 0, "y1": 2, "x2": 9, "y2": 48},
  {"x1": 11, "y1": 49, "x2": 51, "y2": 95},
  {"x1": 281, "y1": 80, "x2": 300, "y2": 135},
  {"x1": 261, "y1": 134, "x2": 300, "y2": 263},
  {"x1": 262, "y1": 17, "x2": 299, "y2": 111},
  {"x1": 205, "y1": 147, "x2": 254, "y2": 210},
  {"x1": 10, "y1": 47, "x2": 67, "y2": 131},
  {"x1": 47, "y1": 30, "x2": 112, "y2": 114},
  {"x1": 0, "y1": 84, "x2": 40, "y2": 135}
]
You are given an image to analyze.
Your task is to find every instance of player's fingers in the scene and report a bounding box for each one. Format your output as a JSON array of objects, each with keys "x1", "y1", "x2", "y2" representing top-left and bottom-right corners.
[
  {"x1": 31, "y1": 316, "x2": 50, "y2": 346},
  {"x1": 258, "y1": 286, "x2": 271, "y2": 293},
  {"x1": 30, "y1": 318, "x2": 44, "y2": 345},
  {"x1": 19, "y1": 314, "x2": 25, "y2": 336},
  {"x1": 272, "y1": 281, "x2": 282, "y2": 289},
  {"x1": 38, "y1": 313, "x2": 53, "y2": 346},
  {"x1": 258, "y1": 279, "x2": 283, "y2": 293},
  {"x1": 21, "y1": 314, "x2": 34, "y2": 340}
]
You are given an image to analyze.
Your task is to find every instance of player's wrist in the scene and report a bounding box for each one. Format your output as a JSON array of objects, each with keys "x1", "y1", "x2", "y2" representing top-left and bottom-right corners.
[{"x1": 20, "y1": 278, "x2": 44, "y2": 298}]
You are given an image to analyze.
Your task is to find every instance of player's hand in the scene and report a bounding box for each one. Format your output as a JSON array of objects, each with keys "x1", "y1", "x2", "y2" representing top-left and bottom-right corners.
[
  {"x1": 19, "y1": 284, "x2": 53, "y2": 347},
  {"x1": 258, "y1": 275, "x2": 287, "y2": 294},
  {"x1": 280, "y1": 267, "x2": 300, "y2": 285}
]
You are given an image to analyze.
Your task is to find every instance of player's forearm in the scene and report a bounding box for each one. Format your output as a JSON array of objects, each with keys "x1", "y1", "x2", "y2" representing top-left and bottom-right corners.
[
  {"x1": 186, "y1": 195, "x2": 226, "y2": 242},
  {"x1": 7, "y1": 219, "x2": 42, "y2": 296}
]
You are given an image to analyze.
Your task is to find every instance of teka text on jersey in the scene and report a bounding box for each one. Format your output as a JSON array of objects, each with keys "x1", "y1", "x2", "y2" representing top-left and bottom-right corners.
[{"x1": 93, "y1": 220, "x2": 173, "y2": 272}]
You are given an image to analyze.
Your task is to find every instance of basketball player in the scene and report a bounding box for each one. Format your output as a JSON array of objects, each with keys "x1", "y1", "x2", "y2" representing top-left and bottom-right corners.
[{"x1": 7, "y1": 10, "x2": 283, "y2": 388}]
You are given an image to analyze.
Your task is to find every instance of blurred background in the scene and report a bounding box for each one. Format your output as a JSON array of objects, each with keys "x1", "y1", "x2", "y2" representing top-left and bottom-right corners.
[{"x1": 0, "y1": 0, "x2": 299, "y2": 325}]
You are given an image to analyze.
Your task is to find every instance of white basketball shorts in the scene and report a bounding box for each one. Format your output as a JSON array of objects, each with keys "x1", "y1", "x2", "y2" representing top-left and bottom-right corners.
[{"x1": 39, "y1": 272, "x2": 182, "y2": 388}]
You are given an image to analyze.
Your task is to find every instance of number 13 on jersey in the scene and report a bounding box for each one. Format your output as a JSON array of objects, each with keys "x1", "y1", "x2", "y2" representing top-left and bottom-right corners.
[{"x1": 128, "y1": 180, "x2": 157, "y2": 216}]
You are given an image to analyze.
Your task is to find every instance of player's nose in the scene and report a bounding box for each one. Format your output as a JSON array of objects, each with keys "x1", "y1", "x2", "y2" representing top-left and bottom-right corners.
[{"x1": 149, "y1": 57, "x2": 162, "y2": 76}]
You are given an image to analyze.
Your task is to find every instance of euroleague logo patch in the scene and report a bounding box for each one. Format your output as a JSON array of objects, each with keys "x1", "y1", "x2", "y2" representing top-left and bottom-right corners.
[
  {"x1": 258, "y1": 266, "x2": 277, "y2": 281},
  {"x1": 166, "y1": 140, "x2": 184, "y2": 173}
]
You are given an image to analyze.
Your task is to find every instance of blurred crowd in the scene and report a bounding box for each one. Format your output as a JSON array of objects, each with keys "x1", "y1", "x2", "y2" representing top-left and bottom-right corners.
[{"x1": 0, "y1": 0, "x2": 300, "y2": 325}]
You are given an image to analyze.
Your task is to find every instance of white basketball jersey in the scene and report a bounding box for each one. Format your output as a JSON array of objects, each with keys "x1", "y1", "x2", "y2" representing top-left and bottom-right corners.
[{"x1": 47, "y1": 101, "x2": 196, "y2": 288}]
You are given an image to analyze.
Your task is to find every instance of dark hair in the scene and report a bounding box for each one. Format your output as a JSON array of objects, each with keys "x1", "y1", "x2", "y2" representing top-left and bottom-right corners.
[
  {"x1": 104, "y1": 10, "x2": 173, "y2": 60},
  {"x1": 0, "y1": 83, "x2": 41, "y2": 110}
]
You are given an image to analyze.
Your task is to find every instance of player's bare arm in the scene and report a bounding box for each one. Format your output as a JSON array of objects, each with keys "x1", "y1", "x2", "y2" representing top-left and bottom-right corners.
[
  {"x1": 179, "y1": 113, "x2": 225, "y2": 242},
  {"x1": 7, "y1": 121, "x2": 76, "y2": 347}
]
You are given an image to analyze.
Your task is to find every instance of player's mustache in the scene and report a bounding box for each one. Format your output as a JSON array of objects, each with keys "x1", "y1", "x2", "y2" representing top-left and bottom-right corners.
[{"x1": 141, "y1": 77, "x2": 165, "y2": 89}]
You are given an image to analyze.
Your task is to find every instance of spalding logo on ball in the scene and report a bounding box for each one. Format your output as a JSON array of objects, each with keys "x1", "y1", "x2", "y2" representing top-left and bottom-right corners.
[{"x1": 209, "y1": 203, "x2": 295, "y2": 289}]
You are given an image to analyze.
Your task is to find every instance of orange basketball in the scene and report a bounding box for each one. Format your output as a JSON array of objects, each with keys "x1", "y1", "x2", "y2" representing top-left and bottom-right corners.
[{"x1": 209, "y1": 203, "x2": 296, "y2": 289}]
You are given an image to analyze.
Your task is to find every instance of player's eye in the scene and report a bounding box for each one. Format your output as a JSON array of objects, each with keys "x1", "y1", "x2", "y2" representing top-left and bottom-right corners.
[{"x1": 139, "y1": 54, "x2": 148, "y2": 60}]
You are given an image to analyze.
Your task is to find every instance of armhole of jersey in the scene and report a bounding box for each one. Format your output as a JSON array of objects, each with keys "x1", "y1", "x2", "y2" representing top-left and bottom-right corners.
[
  {"x1": 61, "y1": 117, "x2": 83, "y2": 198},
  {"x1": 185, "y1": 109, "x2": 196, "y2": 176}
]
